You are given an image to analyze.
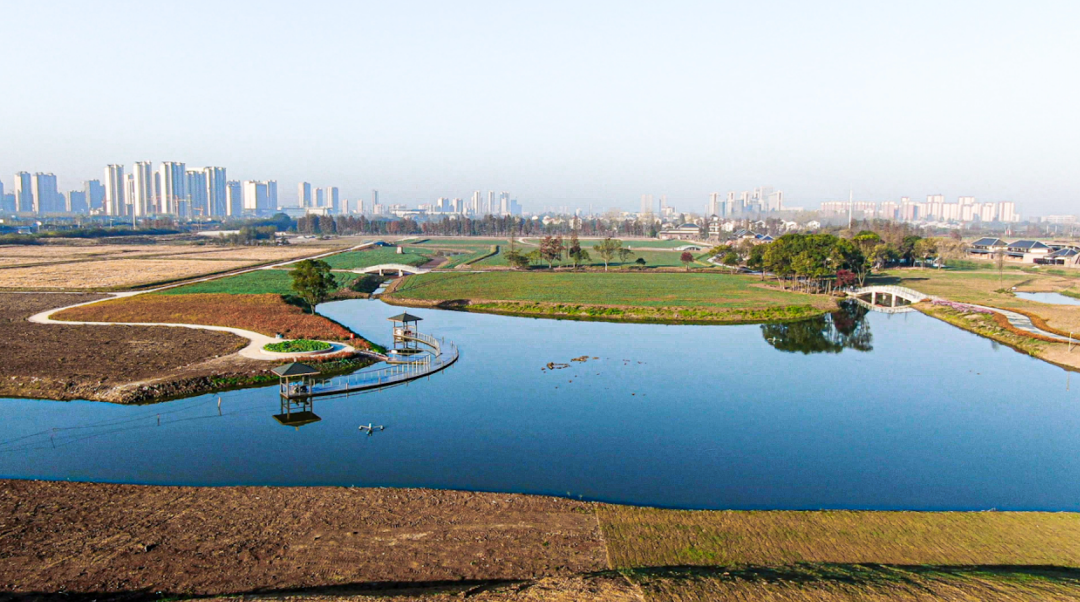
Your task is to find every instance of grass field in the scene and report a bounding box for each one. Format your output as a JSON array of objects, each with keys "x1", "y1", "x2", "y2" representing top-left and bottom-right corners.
[
  {"x1": 321, "y1": 247, "x2": 431, "y2": 270},
  {"x1": 392, "y1": 271, "x2": 818, "y2": 309},
  {"x1": 159, "y1": 269, "x2": 359, "y2": 296},
  {"x1": 55, "y1": 293, "x2": 360, "y2": 341}
]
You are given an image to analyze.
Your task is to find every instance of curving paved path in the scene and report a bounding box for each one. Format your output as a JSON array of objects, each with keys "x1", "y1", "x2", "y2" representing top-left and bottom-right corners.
[
  {"x1": 967, "y1": 304, "x2": 1075, "y2": 343},
  {"x1": 24, "y1": 242, "x2": 383, "y2": 361}
]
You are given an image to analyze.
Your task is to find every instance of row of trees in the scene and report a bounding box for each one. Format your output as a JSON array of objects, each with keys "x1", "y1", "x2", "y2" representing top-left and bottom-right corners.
[
  {"x1": 710, "y1": 230, "x2": 970, "y2": 294},
  {"x1": 503, "y1": 234, "x2": 641, "y2": 271}
]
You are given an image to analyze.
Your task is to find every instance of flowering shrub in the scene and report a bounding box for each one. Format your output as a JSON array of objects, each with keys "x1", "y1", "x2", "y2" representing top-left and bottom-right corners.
[{"x1": 931, "y1": 299, "x2": 993, "y2": 314}]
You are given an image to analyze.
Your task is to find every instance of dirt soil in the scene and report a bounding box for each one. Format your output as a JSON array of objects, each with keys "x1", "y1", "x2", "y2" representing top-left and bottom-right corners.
[
  {"x1": 0, "y1": 480, "x2": 608, "y2": 600},
  {"x1": 0, "y1": 293, "x2": 269, "y2": 403}
]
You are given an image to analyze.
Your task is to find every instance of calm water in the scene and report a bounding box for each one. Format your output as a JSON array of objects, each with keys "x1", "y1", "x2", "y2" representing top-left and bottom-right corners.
[
  {"x1": 2, "y1": 299, "x2": 1078, "y2": 511},
  {"x1": 1015, "y1": 291, "x2": 1080, "y2": 306}
]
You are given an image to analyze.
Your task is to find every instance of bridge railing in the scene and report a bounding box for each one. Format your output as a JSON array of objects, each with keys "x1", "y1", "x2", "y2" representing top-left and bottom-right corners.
[{"x1": 848, "y1": 285, "x2": 928, "y2": 302}]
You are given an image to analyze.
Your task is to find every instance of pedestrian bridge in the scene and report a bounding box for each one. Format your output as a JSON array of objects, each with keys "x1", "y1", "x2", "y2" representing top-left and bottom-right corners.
[
  {"x1": 847, "y1": 285, "x2": 929, "y2": 313},
  {"x1": 355, "y1": 263, "x2": 430, "y2": 276}
]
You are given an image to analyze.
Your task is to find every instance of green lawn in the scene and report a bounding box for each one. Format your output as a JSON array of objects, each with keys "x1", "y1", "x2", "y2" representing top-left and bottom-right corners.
[
  {"x1": 392, "y1": 271, "x2": 823, "y2": 309},
  {"x1": 159, "y1": 269, "x2": 359, "y2": 296},
  {"x1": 321, "y1": 247, "x2": 431, "y2": 270}
]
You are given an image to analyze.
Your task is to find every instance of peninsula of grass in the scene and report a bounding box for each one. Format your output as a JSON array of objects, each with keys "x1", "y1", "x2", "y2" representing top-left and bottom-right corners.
[
  {"x1": 386, "y1": 271, "x2": 835, "y2": 323},
  {"x1": 263, "y1": 339, "x2": 332, "y2": 353}
]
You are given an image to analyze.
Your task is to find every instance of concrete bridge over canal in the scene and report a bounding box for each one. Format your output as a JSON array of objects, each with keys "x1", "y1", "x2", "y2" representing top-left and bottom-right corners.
[
  {"x1": 355, "y1": 263, "x2": 430, "y2": 276},
  {"x1": 847, "y1": 285, "x2": 930, "y2": 313}
]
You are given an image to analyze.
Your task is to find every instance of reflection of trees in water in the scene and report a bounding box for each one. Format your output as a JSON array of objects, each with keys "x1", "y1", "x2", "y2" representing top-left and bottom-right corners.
[{"x1": 761, "y1": 301, "x2": 873, "y2": 354}]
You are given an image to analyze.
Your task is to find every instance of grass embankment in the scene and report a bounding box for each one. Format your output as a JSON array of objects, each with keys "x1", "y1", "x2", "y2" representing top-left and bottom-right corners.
[
  {"x1": 600, "y1": 505, "x2": 1080, "y2": 601},
  {"x1": 263, "y1": 339, "x2": 332, "y2": 353},
  {"x1": 55, "y1": 293, "x2": 362, "y2": 343},
  {"x1": 387, "y1": 271, "x2": 834, "y2": 323},
  {"x1": 321, "y1": 246, "x2": 431, "y2": 270}
]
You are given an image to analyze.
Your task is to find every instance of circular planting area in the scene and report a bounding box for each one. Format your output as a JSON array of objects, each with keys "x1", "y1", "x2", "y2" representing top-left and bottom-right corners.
[{"x1": 263, "y1": 339, "x2": 333, "y2": 353}]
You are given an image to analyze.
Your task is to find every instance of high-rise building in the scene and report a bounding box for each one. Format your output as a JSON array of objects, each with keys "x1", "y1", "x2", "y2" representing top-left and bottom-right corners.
[
  {"x1": 225, "y1": 181, "x2": 243, "y2": 217},
  {"x1": 204, "y1": 167, "x2": 227, "y2": 216},
  {"x1": 132, "y1": 161, "x2": 154, "y2": 216},
  {"x1": 298, "y1": 182, "x2": 312, "y2": 208},
  {"x1": 185, "y1": 169, "x2": 208, "y2": 217},
  {"x1": 125, "y1": 174, "x2": 137, "y2": 217},
  {"x1": 0, "y1": 179, "x2": 4, "y2": 212},
  {"x1": 66, "y1": 190, "x2": 88, "y2": 213},
  {"x1": 32, "y1": 173, "x2": 60, "y2": 214},
  {"x1": 314, "y1": 187, "x2": 324, "y2": 207},
  {"x1": 243, "y1": 181, "x2": 275, "y2": 215},
  {"x1": 371, "y1": 190, "x2": 378, "y2": 213},
  {"x1": 14, "y1": 172, "x2": 33, "y2": 212},
  {"x1": 327, "y1": 186, "x2": 339, "y2": 213},
  {"x1": 998, "y1": 201, "x2": 1018, "y2": 223},
  {"x1": 470, "y1": 190, "x2": 482, "y2": 215},
  {"x1": 104, "y1": 165, "x2": 125, "y2": 216},
  {"x1": 84, "y1": 179, "x2": 105, "y2": 212},
  {"x1": 158, "y1": 162, "x2": 186, "y2": 215},
  {"x1": 487, "y1": 191, "x2": 495, "y2": 215},
  {"x1": 266, "y1": 180, "x2": 278, "y2": 210},
  {"x1": 500, "y1": 191, "x2": 511, "y2": 216}
]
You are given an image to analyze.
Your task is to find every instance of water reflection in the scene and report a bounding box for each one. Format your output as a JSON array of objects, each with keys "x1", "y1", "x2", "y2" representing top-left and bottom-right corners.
[{"x1": 761, "y1": 301, "x2": 872, "y2": 354}]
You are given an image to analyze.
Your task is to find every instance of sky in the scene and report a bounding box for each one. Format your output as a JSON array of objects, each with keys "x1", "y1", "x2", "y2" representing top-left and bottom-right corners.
[{"x1": 1, "y1": 0, "x2": 1078, "y2": 216}]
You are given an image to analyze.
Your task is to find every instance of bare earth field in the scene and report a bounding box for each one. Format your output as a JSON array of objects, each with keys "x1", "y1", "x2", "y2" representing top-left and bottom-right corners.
[
  {"x1": 0, "y1": 259, "x2": 256, "y2": 290},
  {"x1": 0, "y1": 293, "x2": 268, "y2": 403},
  {"x1": 4, "y1": 481, "x2": 1080, "y2": 602},
  {"x1": 0, "y1": 243, "x2": 333, "y2": 290},
  {"x1": 0, "y1": 480, "x2": 607, "y2": 599}
]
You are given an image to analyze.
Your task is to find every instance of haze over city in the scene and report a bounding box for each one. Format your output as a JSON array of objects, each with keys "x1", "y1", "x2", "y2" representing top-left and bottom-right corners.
[{"x1": 1, "y1": 0, "x2": 1077, "y2": 215}]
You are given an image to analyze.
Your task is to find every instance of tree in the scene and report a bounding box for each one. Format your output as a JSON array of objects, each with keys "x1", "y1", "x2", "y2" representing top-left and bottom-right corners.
[
  {"x1": 594, "y1": 237, "x2": 624, "y2": 271},
  {"x1": 567, "y1": 231, "x2": 587, "y2": 269},
  {"x1": 680, "y1": 251, "x2": 694, "y2": 271},
  {"x1": 913, "y1": 238, "x2": 938, "y2": 267},
  {"x1": 539, "y1": 235, "x2": 564, "y2": 269},
  {"x1": 721, "y1": 251, "x2": 740, "y2": 268},
  {"x1": 994, "y1": 248, "x2": 1006, "y2": 287},
  {"x1": 504, "y1": 250, "x2": 530, "y2": 270},
  {"x1": 290, "y1": 259, "x2": 337, "y2": 314}
]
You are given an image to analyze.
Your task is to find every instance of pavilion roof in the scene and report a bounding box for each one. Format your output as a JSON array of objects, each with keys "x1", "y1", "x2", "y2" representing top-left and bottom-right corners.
[
  {"x1": 271, "y1": 362, "x2": 321, "y2": 377},
  {"x1": 387, "y1": 312, "x2": 423, "y2": 323}
]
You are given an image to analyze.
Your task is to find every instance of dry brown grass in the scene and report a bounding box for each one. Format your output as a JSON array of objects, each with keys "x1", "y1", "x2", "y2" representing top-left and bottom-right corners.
[
  {"x1": 177, "y1": 246, "x2": 331, "y2": 261},
  {"x1": 597, "y1": 506, "x2": 1080, "y2": 568},
  {"x1": 632, "y1": 565, "x2": 1080, "y2": 602},
  {"x1": 0, "y1": 258, "x2": 255, "y2": 289}
]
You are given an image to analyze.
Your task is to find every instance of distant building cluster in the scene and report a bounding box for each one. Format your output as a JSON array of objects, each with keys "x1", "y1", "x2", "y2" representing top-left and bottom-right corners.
[
  {"x1": 820, "y1": 195, "x2": 1019, "y2": 224},
  {"x1": 707, "y1": 187, "x2": 784, "y2": 218},
  {"x1": 1, "y1": 162, "x2": 279, "y2": 218},
  {"x1": 415, "y1": 191, "x2": 521, "y2": 218}
]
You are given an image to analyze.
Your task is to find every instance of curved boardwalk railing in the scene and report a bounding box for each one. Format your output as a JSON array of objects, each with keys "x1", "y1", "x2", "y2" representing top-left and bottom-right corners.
[{"x1": 282, "y1": 334, "x2": 458, "y2": 399}]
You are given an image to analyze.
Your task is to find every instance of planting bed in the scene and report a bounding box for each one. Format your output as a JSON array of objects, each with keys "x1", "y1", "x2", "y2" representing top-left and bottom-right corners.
[{"x1": 55, "y1": 293, "x2": 361, "y2": 343}]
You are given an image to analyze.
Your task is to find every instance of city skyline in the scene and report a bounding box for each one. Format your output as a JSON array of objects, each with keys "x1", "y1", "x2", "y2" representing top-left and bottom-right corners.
[{"x1": 0, "y1": 2, "x2": 1076, "y2": 216}]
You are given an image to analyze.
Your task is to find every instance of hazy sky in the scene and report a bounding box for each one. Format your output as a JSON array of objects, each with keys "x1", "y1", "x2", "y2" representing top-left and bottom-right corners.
[{"x1": 1, "y1": 1, "x2": 1077, "y2": 215}]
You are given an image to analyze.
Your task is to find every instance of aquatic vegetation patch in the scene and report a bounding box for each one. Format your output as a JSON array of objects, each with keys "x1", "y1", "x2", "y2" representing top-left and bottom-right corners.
[{"x1": 263, "y1": 339, "x2": 332, "y2": 353}]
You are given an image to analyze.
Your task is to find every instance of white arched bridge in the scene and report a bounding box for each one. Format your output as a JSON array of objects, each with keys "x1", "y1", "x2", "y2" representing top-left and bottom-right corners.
[
  {"x1": 354, "y1": 263, "x2": 430, "y2": 276},
  {"x1": 847, "y1": 285, "x2": 929, "y2": 313}
]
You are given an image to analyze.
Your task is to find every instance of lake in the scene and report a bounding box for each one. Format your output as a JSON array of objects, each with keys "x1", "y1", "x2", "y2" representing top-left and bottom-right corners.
[
  {"x1": 1, "y1": 298, "x2": 1078, "y2": 511},
  {"x1": 1015, "y1": 291, "x2": 1080, "y2": 306}
]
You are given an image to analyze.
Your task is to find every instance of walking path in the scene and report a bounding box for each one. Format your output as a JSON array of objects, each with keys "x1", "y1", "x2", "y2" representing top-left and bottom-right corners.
[
  {"x1": 968, "y1": 303, "x2": 1075, "y2": 343},
  {"x1": 26, "y1": 243, "x2": 379, "y2": 361}
]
